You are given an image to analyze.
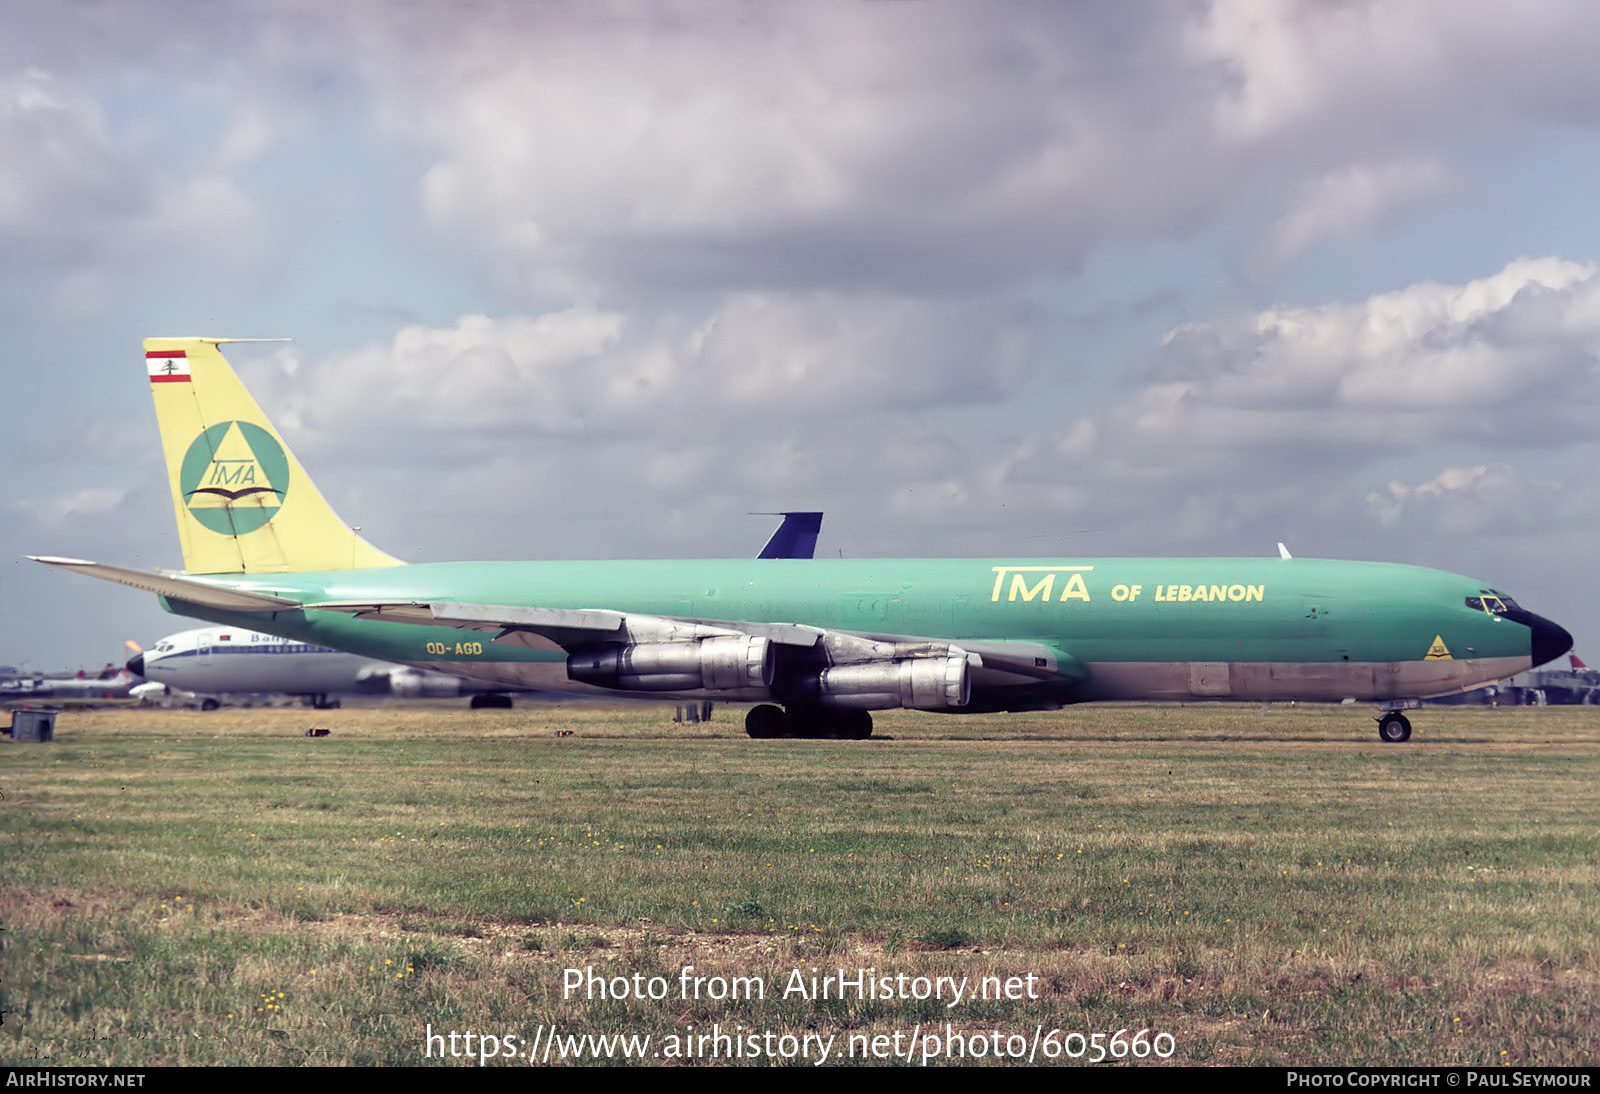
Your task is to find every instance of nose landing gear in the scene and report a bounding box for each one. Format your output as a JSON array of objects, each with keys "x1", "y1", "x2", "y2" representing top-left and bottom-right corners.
[
  {"x1": 1374, "y1": 699, "x2": 1420, "y2": 743},
  {"x1": 1377, "y1": 711, "x2": 1412, "y2": 743}
]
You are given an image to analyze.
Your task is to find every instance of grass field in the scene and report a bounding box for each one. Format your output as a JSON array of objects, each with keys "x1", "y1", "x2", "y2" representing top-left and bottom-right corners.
[{"x1": 1, "y1": 701, "x2": 1595, "y2": 1067}]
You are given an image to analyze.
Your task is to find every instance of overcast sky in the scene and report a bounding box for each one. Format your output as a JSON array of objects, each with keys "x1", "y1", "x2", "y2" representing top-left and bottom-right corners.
[{"x1": 6, "y1": 0, "x2": 1600, "y2": 671}]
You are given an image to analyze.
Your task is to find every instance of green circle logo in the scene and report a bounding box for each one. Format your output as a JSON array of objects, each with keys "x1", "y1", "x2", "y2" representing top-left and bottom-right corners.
[{"x1": 178, "y1": 421, "x2": 290, "y2": 535}]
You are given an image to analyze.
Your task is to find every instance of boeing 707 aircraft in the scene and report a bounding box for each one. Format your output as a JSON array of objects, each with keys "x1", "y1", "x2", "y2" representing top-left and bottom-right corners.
[{"x1": 29, "y1": 338, "x2": 1572, "y2": 741}]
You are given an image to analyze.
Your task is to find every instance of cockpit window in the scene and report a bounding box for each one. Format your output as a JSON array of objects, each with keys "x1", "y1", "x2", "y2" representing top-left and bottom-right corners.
[
  {"x1": 1467, "y1": 592, "x2": 1519, "y2": 615},
  {"x1": 1488, "y1": 589, "x2": 1520, "y2": 610}
]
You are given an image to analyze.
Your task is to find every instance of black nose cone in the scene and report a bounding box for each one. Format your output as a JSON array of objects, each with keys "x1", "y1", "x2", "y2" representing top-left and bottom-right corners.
[
  {"x1": 126, "y1": 654, "x2": 145, "y2": 677},
  {"x1": 1508, "y1": 610, "x2": 1574, "y2": 668}
]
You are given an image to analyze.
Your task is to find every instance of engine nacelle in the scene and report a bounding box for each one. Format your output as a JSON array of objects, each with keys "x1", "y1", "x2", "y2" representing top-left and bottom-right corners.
[
  {"x1": 566, "y1": 636, "x2": 774, "y2": 692},
  {"x1": 816, "y1": 653, "x2": 971, "y2": 710},
  {"x1": 387, "y1": 667, "x2": 467, "y2": 698}
]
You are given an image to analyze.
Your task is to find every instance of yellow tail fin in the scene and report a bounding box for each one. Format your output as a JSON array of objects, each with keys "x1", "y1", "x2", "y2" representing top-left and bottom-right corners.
[{"x1": 146, "y1": 337, "x2": 402, "y2": 574}]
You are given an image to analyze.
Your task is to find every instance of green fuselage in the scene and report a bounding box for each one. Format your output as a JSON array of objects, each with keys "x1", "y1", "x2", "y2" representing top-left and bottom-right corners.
[{"x1": 159, "y1": 556, "x2": 1552, "y2": 709}]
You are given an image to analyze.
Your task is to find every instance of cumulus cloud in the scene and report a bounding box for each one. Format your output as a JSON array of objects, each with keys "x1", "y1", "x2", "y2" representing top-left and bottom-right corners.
[
  {"x1": 1255, "y1": 158, "x2": 1456, "y2": 271},
  {"x1": 13, "y1": 2, "x2": 1600, "y2": 307},
  {"x1": 213, "y1": 255, "x2": 1600, "y2": 568},
  {"x1": 1364, "y1": 462, "x2": 1600, "y2": 544},
  {"x1": 321, "y1": 1, "x2": 1600, "y2": 299},
  {"x1": 1079, "y1": 256, "x2": 1600, "y2": 473},
  {"x1": 1365, "y1": 464, "x2": 1545, "y2": 531},
  {"x1": 0, "y1": 71, "x2": 140, "y2": 261},
  {"x1": 848, "y1": 256, "x2": 1600, "y2": 556},
  {"x1": 248, "y1": 292, "x2": 1040, "y2": 444},
  {"x1": 257, "y1": 310, "x2": 626, "y2": 439},
  {"x1": 0, "y1": 67, "x2": 265, "y2": 301},
  {"x1": 1194, "y1": 0, "x2": 1600, "y2": 144},
  {"x1": 10, "y1": 486, "x2": 130, "y2": 530},
  {"x1": 346, "y1": 5, "x2": 1235, "y2": 294}
]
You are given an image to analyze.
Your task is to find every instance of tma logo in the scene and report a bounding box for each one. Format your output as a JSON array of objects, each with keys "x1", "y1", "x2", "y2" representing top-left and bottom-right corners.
[{"x1": 178, "y1": 421, "x2": 290, "y2": 535}]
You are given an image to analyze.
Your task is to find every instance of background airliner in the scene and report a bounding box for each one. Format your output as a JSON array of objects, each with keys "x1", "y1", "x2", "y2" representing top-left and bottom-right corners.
[
  {"x1": 1, "y1": 667, "x2": 138, "y2": 703},
  {"x1": 29, "y1": 338, "x2": 1573, "y2": 742},
  {"x1": 127, "y1": 626, "x2": 521, "y2": 710}
]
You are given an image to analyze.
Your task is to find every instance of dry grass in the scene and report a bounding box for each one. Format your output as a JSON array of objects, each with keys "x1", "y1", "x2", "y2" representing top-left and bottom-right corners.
[{"x1": 1, "y1": 701, "x2": 1595, "y2": 1065}]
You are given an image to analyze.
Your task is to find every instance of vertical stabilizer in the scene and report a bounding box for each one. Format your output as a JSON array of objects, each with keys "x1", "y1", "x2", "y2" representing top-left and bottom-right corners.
[{"x1": 146, "y1": 337, "x2": 402, "y2": 575}]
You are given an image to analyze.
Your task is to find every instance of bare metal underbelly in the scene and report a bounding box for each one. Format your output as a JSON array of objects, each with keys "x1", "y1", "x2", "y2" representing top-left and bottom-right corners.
[
  {"x1": 405, "y1": 660, "x2": 767, "y2": 702},
  {"x1": 413, "y1": 653, "x2": 1530, "y2": 707},
  {"x1": 1075, "y1": 656, "x2": 1530, "y2": 702}
]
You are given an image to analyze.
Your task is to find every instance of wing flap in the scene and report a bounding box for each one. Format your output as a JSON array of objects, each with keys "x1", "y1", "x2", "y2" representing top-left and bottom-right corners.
[
  {"x1": 310, "y1": 599, "x2": 828, "y2": 652},
  {"x1": 959, "y1": 639, "x2": 1086, "y2": 683}
]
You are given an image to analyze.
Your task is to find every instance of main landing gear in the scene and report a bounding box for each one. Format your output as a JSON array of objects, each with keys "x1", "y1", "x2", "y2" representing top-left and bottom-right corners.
[
  {"x1": 745, "y1": 704, "x2": 873, "y2": 740},
  {"x1": 1374, "y1": 699, "x2": 1419, "y2": 743}
]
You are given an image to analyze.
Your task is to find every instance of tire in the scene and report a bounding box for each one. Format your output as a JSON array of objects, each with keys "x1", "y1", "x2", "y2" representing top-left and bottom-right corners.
[
  {"x1": 785, "y1": 706, "x2": 872, "y2": 739},
  {"x1": 841, "y1": 710, "x2": 873, "y2": 739},
  {"x1": 1377, "y1": 712, "x2": 1411, "y2": 743},
  {"x1": 745, "y1": 704, "x2": 787, "y2": 739}
]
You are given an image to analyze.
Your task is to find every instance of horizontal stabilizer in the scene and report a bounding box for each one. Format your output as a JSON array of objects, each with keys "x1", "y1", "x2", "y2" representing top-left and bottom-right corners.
[{"x1": 28, "y1": 556, "x2": 301, "y2": 612}]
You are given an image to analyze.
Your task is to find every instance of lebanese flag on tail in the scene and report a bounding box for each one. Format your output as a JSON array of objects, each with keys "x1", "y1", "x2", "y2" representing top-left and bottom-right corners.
[{"x1": 147, "y1": 349, "x2": 190, "y2": 382}]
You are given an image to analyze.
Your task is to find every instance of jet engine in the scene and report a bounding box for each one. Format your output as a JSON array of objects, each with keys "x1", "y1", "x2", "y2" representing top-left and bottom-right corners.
[
  {"x1": 813, "y1": 651, "x2": 971, "y2": 710},
  {"x1": 566, "y1": 635, "x2": 774, "y2": 692},
  {"x1": 385, "y1": 667, "x2": 469, "y2": 698}
]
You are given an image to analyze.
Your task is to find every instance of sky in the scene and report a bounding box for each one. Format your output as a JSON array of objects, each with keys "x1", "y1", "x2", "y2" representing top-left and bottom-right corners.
[{"x1": 5, "y1": 0, "x2": 1600, "y2": 671}]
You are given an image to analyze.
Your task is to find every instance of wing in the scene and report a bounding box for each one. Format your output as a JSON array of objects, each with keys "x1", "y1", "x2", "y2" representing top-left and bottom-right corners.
[{"x1": 310, "y1": 598, "x2": 1083, "y2": 710}]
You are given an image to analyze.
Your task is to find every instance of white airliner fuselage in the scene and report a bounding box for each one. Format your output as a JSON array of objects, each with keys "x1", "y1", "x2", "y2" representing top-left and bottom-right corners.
[{"x1": 133, "y1": 626, "x2": 517, "y2": 709}]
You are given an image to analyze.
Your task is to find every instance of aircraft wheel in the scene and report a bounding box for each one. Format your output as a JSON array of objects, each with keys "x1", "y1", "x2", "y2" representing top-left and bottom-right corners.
[
  {"x1": 470, "y1": 694, "x2": 513, "y2": 709},
  {"x1": 1377, "y1": 712, "x2": 1412, "y2": 743},
  {"x1": 785, "y1": 707, "x2": 823, "y2": 738},
  {"x1": 745, "y1": 704, "x2": 787, "y2": 739},
  {"x1": 199, "y1": 698, "x2": 220, "y2": 712},
  {"x1": 787, "y1": 706, "x2": 852, "y2": 738},
  {"x1": 784, "y1": 707, "x2": 872, "y2": 739},
  {"x1": 840, "y1": 710, "x2": 873, "y2": 740}
]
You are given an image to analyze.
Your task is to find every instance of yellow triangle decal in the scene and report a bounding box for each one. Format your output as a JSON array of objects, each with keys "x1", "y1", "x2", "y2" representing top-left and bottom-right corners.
[{"x1": 1424, "y1": 635, "x2": 1453, "y2": 660}]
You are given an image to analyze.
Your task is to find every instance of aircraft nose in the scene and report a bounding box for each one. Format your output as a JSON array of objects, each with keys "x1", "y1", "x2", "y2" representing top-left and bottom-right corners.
[
  {"x1": 126, "y1": 653, "x2": 145, "y2": 677},
  {"x1": 1509, "y1": 610, "x2": 1573, "y2": 668}
]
